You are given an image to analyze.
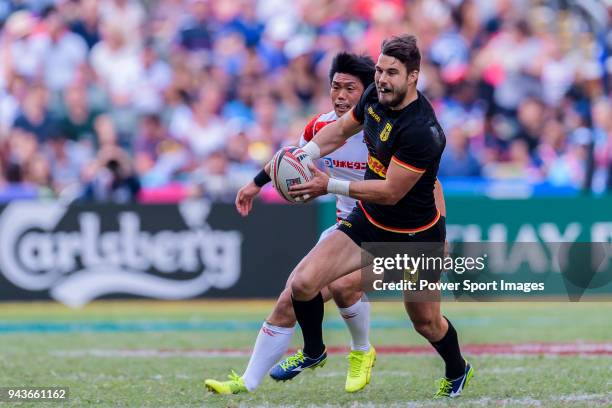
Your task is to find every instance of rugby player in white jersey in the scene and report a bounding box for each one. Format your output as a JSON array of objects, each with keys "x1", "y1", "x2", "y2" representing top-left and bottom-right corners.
[{"x1": 205, "y1": 52, "x2": 377, "y2": 394}]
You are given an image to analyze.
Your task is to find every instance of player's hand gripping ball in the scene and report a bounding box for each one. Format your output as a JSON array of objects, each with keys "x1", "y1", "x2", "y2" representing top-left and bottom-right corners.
[{"x1": 270, "y1": 146, "x2": 314, "y2": 203}]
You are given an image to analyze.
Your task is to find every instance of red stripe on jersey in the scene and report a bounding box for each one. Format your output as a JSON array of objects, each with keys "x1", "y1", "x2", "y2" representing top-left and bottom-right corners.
[
  {"x1": 302, "y1": 114, "x2": 322, "y2": 142},
  {"x1": 302, "y1": 114, "x2": 336, "y2": 142}
]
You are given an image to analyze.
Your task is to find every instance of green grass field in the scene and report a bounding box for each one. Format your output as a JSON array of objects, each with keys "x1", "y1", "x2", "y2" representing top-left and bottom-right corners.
[{"x1": 1, "y1": 300, "x2": 612, "y2": 407}]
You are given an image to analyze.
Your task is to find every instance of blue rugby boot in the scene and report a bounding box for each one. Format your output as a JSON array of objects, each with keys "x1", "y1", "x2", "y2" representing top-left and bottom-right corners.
[{"x1": 269, "y1": 349, "x2": 327, "y2": 381}]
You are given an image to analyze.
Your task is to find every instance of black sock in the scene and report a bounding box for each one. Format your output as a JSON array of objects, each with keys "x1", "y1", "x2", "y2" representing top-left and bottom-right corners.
[
  {"x1": 429, "y1": 316, "x2": 466, "y2": 379},
  {"x1": 291, "y1": 292, "x2": 325, "y2": 358}
]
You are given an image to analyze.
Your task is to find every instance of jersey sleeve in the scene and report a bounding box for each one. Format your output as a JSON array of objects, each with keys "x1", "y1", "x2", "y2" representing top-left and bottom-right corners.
[
  {"x1": 301, "y1": 113, "x2": 339, "y2": 146},
  {"x1": 300, "y1": 114, "x2": 321, "y2": 145},
  {"x1": 391, "y1": 125, "x2": 442, "y2": 174},
  {"x1": 351, "y1": 83, "x2": 376, "y2": 124}
]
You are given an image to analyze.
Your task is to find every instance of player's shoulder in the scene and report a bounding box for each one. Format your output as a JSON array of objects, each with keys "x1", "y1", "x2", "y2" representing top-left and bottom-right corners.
[
  {"x1": 352, "y1": 83, "x2": 379, "y2": 122},
  {"x1": 397, "y1": 119, "x2": 444, "y2": 146},
  {"x1": 396, "y1": 98, "x2": 445, "y2": 146},
  {"x1": 318, "y1": 110, "x2": 338, "y2": 122},
  {"x1": 397, "y1": 93, "x2": 438, "y2": 130},
  {"x1": 302, "y1": 111, "x2": 337, "y2": 142}
]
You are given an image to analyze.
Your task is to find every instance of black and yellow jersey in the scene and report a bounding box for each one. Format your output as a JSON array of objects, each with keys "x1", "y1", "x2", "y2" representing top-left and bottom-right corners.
[{"x1": 351, "y1": 83, "x2": 446, "y2": 233}]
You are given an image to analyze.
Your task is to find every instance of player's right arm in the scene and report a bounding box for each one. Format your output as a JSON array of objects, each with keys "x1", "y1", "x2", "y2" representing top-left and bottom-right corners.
[
  {"x1": 236, "y1": 111, "x2": 355, "y2": 216},
  {"x1": 235, "y1": 159, "x2": 274, "y2": 216},
  {"x1": 235, "y1": 179, "x2": 262, "y2": 217},
  {"x1": 235, "y1": 114, "x2": 322, "y2": 216},
  {"x1": 236, "y1": 83, "x2": 372, "y2": 216}
]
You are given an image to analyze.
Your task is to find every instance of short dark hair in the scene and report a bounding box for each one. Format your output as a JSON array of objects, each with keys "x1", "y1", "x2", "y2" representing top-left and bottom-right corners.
[
  {"x1": 381, "y1": 35, "x2": 421, "y2": 73},
  {"x1": 329, "y1": 52, "x2": 376, "y2": 89}
]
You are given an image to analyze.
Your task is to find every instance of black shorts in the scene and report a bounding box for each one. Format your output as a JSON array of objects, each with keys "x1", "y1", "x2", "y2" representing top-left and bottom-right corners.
[
  {"x1": 340, "y1": 205, "x2": 446, "y2": 293},
  {"x1": 337, "y1": 205, "x2": 446, "y2": 246}
]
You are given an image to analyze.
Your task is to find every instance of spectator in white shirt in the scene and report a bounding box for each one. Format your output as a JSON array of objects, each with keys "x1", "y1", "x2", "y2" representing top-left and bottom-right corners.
[
  {"x1": 169, "y1": 85, "x2": 227, "y2": 160},
  {"x1": 30, "y1": 6, "x2": 88, "y2": 91},
  {"x1": 90, "y1": 21, "x2": 141, "y2": 107},
  {"x1": 98, "y1": 0, "x2": 145, "y2": 49}
]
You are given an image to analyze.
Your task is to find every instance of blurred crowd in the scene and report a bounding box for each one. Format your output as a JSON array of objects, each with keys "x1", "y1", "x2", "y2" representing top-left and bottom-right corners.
[{"x1": 0, "y1": 0, "x2": 610, "y2": 202}]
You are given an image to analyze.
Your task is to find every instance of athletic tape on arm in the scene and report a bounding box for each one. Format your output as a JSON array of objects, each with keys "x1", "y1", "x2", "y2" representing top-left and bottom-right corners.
[{"x1": 327, "y1": 178, "x2": 350, "y2": 196}]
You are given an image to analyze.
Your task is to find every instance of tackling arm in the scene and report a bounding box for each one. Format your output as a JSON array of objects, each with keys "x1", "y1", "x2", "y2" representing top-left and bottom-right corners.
[
  {"x1": 304, "y1": 108, "x2": 362, "y2": 158},
  {"x1": 255, "y1": 108, "x2": 361, "y2": 179},
  {"x1": 239, "y1": 108, "x2": 364, "y2": 214}
]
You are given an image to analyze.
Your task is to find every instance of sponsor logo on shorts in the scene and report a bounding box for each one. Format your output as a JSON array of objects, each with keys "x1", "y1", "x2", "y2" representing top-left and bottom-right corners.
[
  {"x1": 367, "y1": 155, "x2": 387, "y2": 178},
  {"x1": 404, "y1": 267, "x2": 418, "y2": 284},
  {"x1": 380, "y1": 122, "x2": 392, "y2": 142},
  {"x1": 340, "y1": 220, "x2": 352, "y2": 228}
]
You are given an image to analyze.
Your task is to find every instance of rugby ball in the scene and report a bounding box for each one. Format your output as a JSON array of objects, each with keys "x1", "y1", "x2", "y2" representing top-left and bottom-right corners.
[{"x1": 270, "y1": 146, "x2": 314, "y2": 203}]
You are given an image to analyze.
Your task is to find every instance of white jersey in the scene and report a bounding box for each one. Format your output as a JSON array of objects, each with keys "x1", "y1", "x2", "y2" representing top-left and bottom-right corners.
[{"x1": 299, "y1": 110, "x2": 367, "y2": 220}]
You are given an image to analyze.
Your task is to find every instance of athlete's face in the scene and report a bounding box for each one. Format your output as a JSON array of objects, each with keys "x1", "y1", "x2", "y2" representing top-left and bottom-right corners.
[
  {"x1": 330, "y1": 73, "x2": 364, "y2": 117},
  {"x1": 375, "y1": 54, "x2": 418, "y2": 108}
]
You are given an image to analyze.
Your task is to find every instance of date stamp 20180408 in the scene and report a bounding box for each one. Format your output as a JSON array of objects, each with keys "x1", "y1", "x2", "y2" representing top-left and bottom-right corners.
[{"x1": 0, "y1": 387, "x2": 69, "y2": 402}]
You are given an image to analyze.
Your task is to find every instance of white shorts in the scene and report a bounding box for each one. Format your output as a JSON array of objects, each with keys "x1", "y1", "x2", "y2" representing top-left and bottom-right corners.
[{"x1": 317, "y1": 222, "x2": 339, "y2": 244}]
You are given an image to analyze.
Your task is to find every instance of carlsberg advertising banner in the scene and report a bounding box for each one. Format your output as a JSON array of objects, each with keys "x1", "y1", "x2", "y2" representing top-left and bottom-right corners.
[{"x1": 0, "y1": 201, "x2": 319, "y2": 306}]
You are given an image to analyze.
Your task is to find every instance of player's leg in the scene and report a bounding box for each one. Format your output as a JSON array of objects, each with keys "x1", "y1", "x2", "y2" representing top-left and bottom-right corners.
[
  {"x1": 239, "y1": 288, "x2": 295, "y2": 391},
  {"x1": 290, "y1": 229, "x2": 363, "y2": 364},
  {"x1": 404, "y1": 298, "x2": 473, "y2": 398},
  {"x1": 204, "y1": 287, "x2": 296, "y2": 394},
  {"x1": 328, "y1": 272, "x2": 376, "y2": 392},
  {"x1": 257, "y1": 225, "x2": 339, "y2": 384},
  {"x1": 402, "y1": 216, "x2": 472, "y2": 398},
  {"x1": 264, "y1": 269, "x2": 332, "y2": 327},
  {"x1": 206, "y1": 269, "x2": 337, "y2": 393},
  {"x1": 252, "y1": 283, "x2": 335, "y2": 385},
  {"x1": 329, "y1": 273, "x2": 369, "y2": 351}
]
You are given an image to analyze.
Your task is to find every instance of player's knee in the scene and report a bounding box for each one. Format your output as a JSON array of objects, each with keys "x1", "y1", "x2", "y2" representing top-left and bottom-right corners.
[
  {"x1": 291, "y1": 274, "x2": 318, "y2": 300},
  {"x1": 329, "y1": 278, "x2": 361, "y2": 308},
  {"x1": 267, "y1": 288, "x2": 296, "y2": 327}
]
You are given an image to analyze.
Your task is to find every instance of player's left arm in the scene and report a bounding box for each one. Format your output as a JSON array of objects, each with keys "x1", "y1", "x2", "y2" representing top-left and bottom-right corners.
[
  {"x1": 290, "y1": 160, "x2": 423, "y2": 205},
  {"x1": 291, "y1": 125, "x2": 441, "y2": 204}
]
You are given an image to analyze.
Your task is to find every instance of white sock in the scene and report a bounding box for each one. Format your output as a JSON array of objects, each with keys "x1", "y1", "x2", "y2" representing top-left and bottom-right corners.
[
  {"x1": 338, "y1": 298, "x2": 371, "y2": 352},
  {"x1": 242, "y1": 322, "x2": 294, "y2": 391}
]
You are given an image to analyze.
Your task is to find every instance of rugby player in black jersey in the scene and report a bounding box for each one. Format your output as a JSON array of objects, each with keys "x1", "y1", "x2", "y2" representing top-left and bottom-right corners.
[{"x1": 287, "y1": 34, "x2": 474, "y2": 398}]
